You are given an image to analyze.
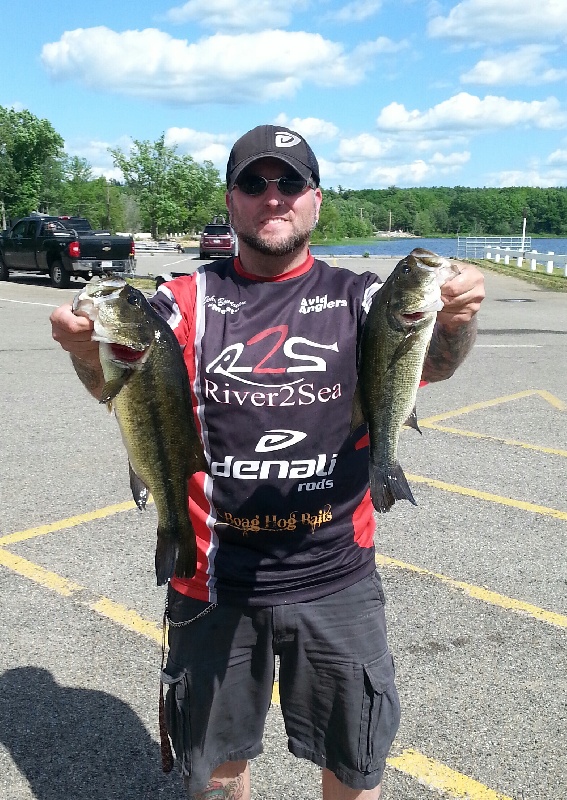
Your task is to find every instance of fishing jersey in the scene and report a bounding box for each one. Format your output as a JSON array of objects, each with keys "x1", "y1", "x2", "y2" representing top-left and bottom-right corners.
[{"x1": 151, "y1": 254, "x2": 382, "y2": 606}]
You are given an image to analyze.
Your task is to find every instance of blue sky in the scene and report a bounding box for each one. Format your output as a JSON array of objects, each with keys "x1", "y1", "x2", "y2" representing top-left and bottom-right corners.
[{"x1": 3, "y1": 0, "x2": 567, "y2": 189}]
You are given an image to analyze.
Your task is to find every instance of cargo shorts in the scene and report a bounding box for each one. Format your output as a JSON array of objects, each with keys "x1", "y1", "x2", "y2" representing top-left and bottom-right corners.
[{"x1": 162, "y1": 571, "x2": 401, "y2": 795}]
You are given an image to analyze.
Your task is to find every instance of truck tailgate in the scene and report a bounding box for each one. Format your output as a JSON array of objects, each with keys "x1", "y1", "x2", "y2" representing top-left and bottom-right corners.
[{"x1": 78, "y1": 234, "x2": 132, "y2": 260}]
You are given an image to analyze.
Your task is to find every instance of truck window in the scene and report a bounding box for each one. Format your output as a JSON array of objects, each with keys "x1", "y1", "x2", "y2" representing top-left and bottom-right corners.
[
  {"x1": 11, "y1": 221, "x2": 27, "y2": 238},
  {"x1": 40, "y1": 221, "x2": 61, "y2": 234}
]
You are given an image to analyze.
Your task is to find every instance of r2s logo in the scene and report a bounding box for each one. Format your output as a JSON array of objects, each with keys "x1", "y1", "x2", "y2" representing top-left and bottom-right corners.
[{"x1": 206, "y1": 324, "x2": 338, "y2": 388}]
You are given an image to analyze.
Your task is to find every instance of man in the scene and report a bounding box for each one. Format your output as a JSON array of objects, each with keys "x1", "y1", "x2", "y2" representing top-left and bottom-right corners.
[{"x1": 51, "y1": 125, "x2": 485, "y2": 800}]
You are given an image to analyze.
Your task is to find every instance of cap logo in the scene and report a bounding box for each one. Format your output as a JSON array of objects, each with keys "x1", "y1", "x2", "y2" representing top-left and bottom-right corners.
[{"x1": 275, "y1": 132, "x2": 302, "y2": 148}]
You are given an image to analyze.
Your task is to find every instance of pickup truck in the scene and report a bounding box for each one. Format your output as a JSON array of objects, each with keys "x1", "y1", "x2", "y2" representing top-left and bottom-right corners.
[{"x1": 0, "y1": 214, "x2": 136, "y2": 288}]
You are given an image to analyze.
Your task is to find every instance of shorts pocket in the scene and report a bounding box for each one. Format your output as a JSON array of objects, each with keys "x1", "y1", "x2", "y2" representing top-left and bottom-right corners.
[
  {"x1": 357, "y1": 650, "x2": 401, "y2": 774},
  {"x1": 163, "y1": 672, "x2": 192, "y2": 776}
]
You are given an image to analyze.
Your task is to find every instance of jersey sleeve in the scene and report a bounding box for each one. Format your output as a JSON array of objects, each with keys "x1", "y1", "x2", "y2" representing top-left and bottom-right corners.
[{"x1": 149, "y1": 276, "x2": 198, "y2": 347}]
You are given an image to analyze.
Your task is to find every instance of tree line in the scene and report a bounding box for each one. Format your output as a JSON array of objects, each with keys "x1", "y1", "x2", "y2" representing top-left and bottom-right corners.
[{"x1": 2, "y1": 105, "x2": 567, "y2": 239}]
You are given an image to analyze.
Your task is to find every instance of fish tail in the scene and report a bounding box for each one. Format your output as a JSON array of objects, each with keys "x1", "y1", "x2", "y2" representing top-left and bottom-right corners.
[
  {"x1": 173, "y1": 529, "x2": 197, "y2": 581},
  {"x1": 369, "y1": 462, "x2": 417, "y2": 513},
  {"x1": 154, "y1": 531, "x2": 179, "y2": 586}
]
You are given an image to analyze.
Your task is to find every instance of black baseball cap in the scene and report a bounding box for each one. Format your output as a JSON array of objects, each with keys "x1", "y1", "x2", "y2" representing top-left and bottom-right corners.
[{"x1": 226, "y1": 125, "x2": 320, "y2": 190}]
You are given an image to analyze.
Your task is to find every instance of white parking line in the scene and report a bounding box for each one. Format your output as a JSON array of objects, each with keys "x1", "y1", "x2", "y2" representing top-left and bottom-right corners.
[{"x1": 0, "y1": 297, "x2": 59, "y2": 307}]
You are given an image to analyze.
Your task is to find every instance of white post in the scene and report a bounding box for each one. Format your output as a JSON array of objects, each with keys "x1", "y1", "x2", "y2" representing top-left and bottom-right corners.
[
  {"x1": 495, "y1": 251, "x2": 500, "y2": 263},
  {"x1": 521, "y1": 214, "x2": 527, "y2": 253},
  {"x1": 547, "y1": 252, "x2": 554, "y2": 274},
  {"x1": 530, "y1": 251, "x2": 537, "y2": 271},
  {"x1": 517, "y1": 256, "x2": 523, "y2": 267},
  {"x1": 504, "y1": 247, "x2": 510, "y2": 265}
]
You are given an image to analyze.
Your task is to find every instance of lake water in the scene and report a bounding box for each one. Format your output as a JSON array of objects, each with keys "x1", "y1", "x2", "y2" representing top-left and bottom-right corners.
[{"x1": 311, "y1": 237, "x2": 567, "y2": 259}]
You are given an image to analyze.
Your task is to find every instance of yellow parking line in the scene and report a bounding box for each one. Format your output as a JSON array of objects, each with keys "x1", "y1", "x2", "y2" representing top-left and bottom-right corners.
[
  {"x1": 0, "y1": 547, "x2": 85, "y2": 597},
  {"x1": 0, "y1": 544, "x2": 550, "y2": 798},
  {"x1": 0, "y1": 547, "x2": 162, "y2": 643},
  {"x1": 406, "y1": 473, "x2": 567, "y2": 521},
  {"x1": 91, "y1": 597, "x2": 162, "y2": 644},
  {"x1": 419, "y1": 389, "x2": 565, "y2": 425},
  {"x1": 376, "y1": 553, "x2": 567, "y2": 628},
  {"x1": 387, "y1": 749, "x2": 513, "y2": 800},
  {"x1": 420, "y1": 424, "x2": 567, "y2": 458},
  {"x1": 0, "y1": 500, "x2": 140, "y2": 546}
]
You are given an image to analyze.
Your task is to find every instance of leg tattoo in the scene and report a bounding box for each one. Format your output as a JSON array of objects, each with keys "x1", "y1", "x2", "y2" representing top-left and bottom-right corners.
[{"x1": 192, "y1": 775, "x2": 245, "y2": 799}]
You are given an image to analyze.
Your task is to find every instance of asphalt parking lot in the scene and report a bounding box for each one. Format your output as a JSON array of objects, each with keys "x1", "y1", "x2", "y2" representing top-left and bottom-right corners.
[{"x1": 0, "y1": 255, "x2": 566, "y2": 799}]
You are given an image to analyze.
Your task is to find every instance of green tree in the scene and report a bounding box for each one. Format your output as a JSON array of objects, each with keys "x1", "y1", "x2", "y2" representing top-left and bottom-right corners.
[
  {"x1": 109, "y1": 135, "x2": 224, "y2": 238},
  {"x1": 0, "y1": 106, "x2": 65, "y2": 222}
]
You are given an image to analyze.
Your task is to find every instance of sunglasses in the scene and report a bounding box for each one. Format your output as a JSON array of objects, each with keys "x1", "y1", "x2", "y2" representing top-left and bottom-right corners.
[{"x1": 235, "y1": 174, "x2": 316, "y2": 197}]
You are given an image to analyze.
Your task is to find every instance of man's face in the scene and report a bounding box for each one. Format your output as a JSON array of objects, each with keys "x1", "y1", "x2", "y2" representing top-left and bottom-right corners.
[{"x1": 227, "y1": 158, "x2": 322, "y2": 257}]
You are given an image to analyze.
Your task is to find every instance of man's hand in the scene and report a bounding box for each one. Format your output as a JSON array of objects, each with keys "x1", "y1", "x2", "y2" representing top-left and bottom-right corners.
[
  {"x1": 437, "y1": 261, "x2": 485, "y2": 330},
  {"x1": 50, "y1": 302, "x2": 96, "y2": 356},
  {"x1": 50, "y1": 302, "x2": 104, "y2": 397},
  {"x1": 422, "y1": 261, "x2": 485, "y2": 383}
]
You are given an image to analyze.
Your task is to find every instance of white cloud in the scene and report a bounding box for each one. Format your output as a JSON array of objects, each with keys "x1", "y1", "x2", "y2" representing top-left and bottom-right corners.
[
  {"x1": 486, "y1": 167, "x2": 567, "y2": 188},
  {"x1": 164, "y1": 127, "x2": 233, "y2": 166},
  {"x1": 41, "y1": 27, "x2": 387, "y2": 104},
  {"x1": 273, "y1": 114, "x2": 339, "y2": 141},
  {"x1": 547, "y1": 149, "x2": 567, "y2": 166},
  {"x1": 337, "y1": 133, "x2": 393, "y2": 160},
  {"x1": 65, "y1": 135, "x2": 133, "y2": 180},
  {"x1": 164, "y1": 0, "x2": 307, "y2": 31},
  {"x1": 330, "y1": 0, "x2": 383, "y2": 23},
  {"x1": 351, "y1": 36, "x2": 409, "y2": 61},
  {"x1": 320, "y1": 147, "x2": 470, "y2": 188},
  {"x1": 461, "y1": 45, "x2": 567, "y2": 86},
  {"x1": 428, "y1": 0, "x2": 567, "y2": 44},
  {"x1": 430, "y1": 151, "x2": 471, "y2": 166},
  {"x1": 367, "y1": 160, "x2": 432, "y2": 186},
  {"x1": 376, "y1": 92, "x2": 567, "y2": 132}
]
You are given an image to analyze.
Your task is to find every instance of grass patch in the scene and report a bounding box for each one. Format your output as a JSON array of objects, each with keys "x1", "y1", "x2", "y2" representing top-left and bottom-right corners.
[
  {"x1": 126, "y1": 277, "x2": 157, "y2": 292},
  {"x1": 470, "y1": 258, "x2": 567, "y2": 292}
]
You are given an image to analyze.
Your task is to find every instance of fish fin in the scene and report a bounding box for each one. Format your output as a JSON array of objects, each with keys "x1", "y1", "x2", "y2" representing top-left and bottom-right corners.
[
  {"x1": 129, "y1": 462, "x2": 150, "y2": 510},
  {"x1": 154, "y1": 533, "x2": 179, "y2": 586},
  {"x1": 155, "y1": 521, "x2": 197, "y2": 586},
  {"x1": 369, "y1": 462, "x2": 417, "y2": 513},
  {"x1": 173, "y1": 534, "x2": 197, "y2": 581},
  {"x1": 386, "y1": 330, "x2": 418, "y2": 372},
  {"x1": 350, "y1": 383, "x2": 366, "y2": 433},
  {"x1": 99, "y1": 369, "x2": 132, "y2": 404},
  {"x1": 403, "y1": 405, "x2": 422, "y2": 434}
]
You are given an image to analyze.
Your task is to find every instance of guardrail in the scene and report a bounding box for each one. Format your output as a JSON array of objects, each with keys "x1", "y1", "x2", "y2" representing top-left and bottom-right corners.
[
  {"x1": 483, "y1": 246, "x2": 567, "y2": 277},
  {"x1": 458, "y1": 236, "x2": 532, "y2": 259},
  {"x1": 134, "y1": 240, "x2": 184, "y2": 253}
]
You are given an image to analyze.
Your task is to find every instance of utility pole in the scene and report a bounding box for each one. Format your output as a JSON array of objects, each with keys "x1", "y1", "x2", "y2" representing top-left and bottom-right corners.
[{"x1": 521, "y1": 207, "x2": 527, "y2": 255}]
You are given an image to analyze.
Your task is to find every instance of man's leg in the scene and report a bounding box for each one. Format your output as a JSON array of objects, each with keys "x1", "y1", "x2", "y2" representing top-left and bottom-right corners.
[
  {"x1": 191, "y1": 760, "x2": 250, "y2": 800},
  {"x1": 277, "y1": 573, "x2": 400, "y2": 796},
  {"x1": 322, "y1": 769, "x2": 381, "y2": 800}
]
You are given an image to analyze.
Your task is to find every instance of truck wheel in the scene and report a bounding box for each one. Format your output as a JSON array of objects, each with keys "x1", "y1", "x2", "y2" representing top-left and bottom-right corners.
[
  {"x1": 0, "y1": 256, "x2": 8, "y2": 281},
  {"x1": 50, "y1": 260, "x2": 71, "y2": 289}
]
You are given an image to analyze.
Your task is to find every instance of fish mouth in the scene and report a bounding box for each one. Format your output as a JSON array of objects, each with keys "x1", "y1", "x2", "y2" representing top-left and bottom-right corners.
[
  {"x1": 401, "y1": 311, "x2": 427, "y2": 323},
  {"x1": 399, "y1": 297, "x2": 444, "y2": 323},
  {"x1": 109, "y1": 343, "x2": 148, "y2": 362}
]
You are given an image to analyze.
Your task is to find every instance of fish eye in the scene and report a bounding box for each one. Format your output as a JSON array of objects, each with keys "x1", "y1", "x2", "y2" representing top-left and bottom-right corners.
[
  {"x1": 127, "y1": 293, "x2": 140, "y2": 306},
  {"x1": 401, "y1": 264, "x2": 411, "y2": 274}
]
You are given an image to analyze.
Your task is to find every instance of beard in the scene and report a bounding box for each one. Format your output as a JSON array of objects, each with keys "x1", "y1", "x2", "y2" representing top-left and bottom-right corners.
[
  {"x1": 229, "y1": 192, "x2": 319, "y2": 258},
  {"x1": 238, "y1": 226, "x2": 314, "y2": 256}
]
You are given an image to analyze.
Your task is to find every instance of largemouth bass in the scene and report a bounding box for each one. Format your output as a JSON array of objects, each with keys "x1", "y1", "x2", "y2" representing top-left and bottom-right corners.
[
  {"x1": 73, "y1": 277, "x2": 209, "y2": 585},
  {"x1": 356, "y1": 248, "x2": 459, "y2": 513}
]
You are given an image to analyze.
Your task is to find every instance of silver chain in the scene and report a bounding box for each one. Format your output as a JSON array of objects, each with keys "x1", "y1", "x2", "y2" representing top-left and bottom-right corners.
[{"x1": 166, "y1": 601, "x2": 218, "y2": 627}]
